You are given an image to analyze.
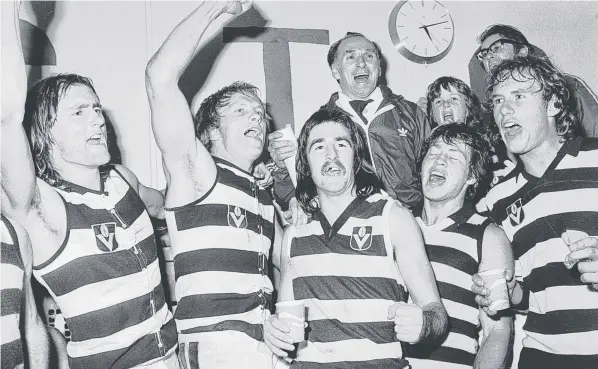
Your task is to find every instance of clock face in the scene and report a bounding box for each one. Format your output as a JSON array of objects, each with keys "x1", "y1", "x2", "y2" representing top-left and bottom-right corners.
[{"x1": 389, "y1": 0, "x2": 455, "y2": 64}]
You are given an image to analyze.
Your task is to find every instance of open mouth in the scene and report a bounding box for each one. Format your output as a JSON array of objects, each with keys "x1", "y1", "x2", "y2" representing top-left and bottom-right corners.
[
  {"x1": 502, "y1": 121, "x2": 522, "y2": 136},
  {"x1": 353, "y1": 72, "x2": 369, "y2": 83},
  {"x1": 244, "y1": 127, "x2": 262, "y2": 139},
  {"x1": 442, "y1": 113, "x2": 454, "y2": 123},
  {"x1": 322, "y1": 163, "x2": 344, "y2": 176},
  {"x1": 87, "y1": 133, "x2": 105, "y2": 146},
  {"x1": 428, "y1": 169, "x2": 446, "y2": 185}
]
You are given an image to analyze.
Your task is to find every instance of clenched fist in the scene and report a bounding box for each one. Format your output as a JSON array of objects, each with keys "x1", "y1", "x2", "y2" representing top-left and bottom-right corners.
[{"x1": 387, "y1": 301, "x2": 424, "y2": 344}]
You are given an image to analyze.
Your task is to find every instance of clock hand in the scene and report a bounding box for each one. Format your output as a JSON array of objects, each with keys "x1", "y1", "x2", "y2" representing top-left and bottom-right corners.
[
  {"x1": 419, "y1": 20, "x2": 448, "y2": 29},
  {"x1": 420, "y1": 24, "x2": 434, "y2": 42}
]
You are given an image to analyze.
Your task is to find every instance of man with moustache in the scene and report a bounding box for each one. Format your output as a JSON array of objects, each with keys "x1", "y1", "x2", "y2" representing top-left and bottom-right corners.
[
  {"x1": 263, "y1": 107, "x2": 447, "y2": 368},
  {"x1": 409, "y1": 124, "x2": 513, "y2": 369},
  {"x1": 145, "y1": 1, "x2": 283, "y2": 368},
  {"x1": 1, "y1": 1, "x2": 178, "y2": 368},
  {"x1": 474, "y1": 55, "x2": 598, "y2": 369},
  {"x1": 270, "y1": 32, "x2": 431, "y2": 211}
]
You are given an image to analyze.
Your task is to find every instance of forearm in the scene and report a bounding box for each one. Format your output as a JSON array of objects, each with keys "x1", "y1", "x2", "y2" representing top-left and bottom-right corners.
[
  {"x1": 510, "y1": 281, "x2": 529, "y2": 311},
  {"x1": 415, "y1": 302, "x2": 448, "y2": 344},
  {"x1": 24, "y1": 314, "x2": 51, "y2": 368},
  {"x1": 474, "y1": 325, "x2": 512, "y2": 369},
  {"x1": 1, "y1": 1, "x2": 27, "y2": 120},
  {"x1": 47, "y1": 327, "x2": 70, "y2": 369},
  {"x1": 146, "y1": 2, "x2": 227, "y2": 83}
]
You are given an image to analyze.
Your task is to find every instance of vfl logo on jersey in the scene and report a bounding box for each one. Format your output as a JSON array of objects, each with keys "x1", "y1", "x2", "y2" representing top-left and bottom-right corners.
[
  {"x1": 350, "y1": 226, "x2": 373, "y2": 251},
  {"x1": 228, "y1": 206, "x2": 247, "y2": 229},
  {"x1": 507, "y1": 198, "x2": 524, "y2": 226},
  {"x1": 92, "y1": 222, "x2": 119, "y2": 252}
]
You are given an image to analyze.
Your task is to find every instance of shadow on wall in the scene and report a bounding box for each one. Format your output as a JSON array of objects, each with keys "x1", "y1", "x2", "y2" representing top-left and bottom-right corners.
[{"x1": 179, "y1": 6, "x2": 269, "y2": 108}]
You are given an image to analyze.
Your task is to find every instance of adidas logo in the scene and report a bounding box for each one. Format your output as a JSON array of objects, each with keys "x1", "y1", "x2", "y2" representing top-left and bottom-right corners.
[{"x1": 398, "y1": 128, "x2": 408, "y2": 137}]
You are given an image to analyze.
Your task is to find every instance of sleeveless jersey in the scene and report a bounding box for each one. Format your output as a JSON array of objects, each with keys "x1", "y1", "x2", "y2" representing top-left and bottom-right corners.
[
  {"x1": 164, "y1": 158, "x2": 275, "y2": 344},
  {"x1": 410, "y1": 204, "x2": 486, "y2": 369},
  {"x1": 288, "y1": 193, "x2": 409, "y2": 369},
  {"x1": 32, "y1": 167, "x2": 177, "y2": 369},
  {"x1": 1, "y1": 215, "x2": 25, "y2": 369}
]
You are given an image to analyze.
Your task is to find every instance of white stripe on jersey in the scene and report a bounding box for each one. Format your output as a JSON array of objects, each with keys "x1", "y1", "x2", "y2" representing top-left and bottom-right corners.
[
  {"x1": 298, "y1": 339, "x2": 402, "y2": 363},
  {"x1": 176, "y1": 272, "x2": 272, "y2": 298},
  {"x1": 441, "y1": 331, "x2": 478, "y2": 354},
  {"x1": 292, "y1": 253, "x2": 398, "y2": 279},
  {"x1": 431, "y1": 262, "x2": 477, "y2": 292},
  {"x1": 517, "y1": 238, "x2": 569, "y2": 279},
  {"x1": 484, "y1": 175, "x2": 527, "y2": 213},
  {"x1": 416, "y1": 227, "x2": 478, "y2": 261},
  {"x1": 0, "y1": 314, "x2": 21, "y2": 346},
  {"x1": 67, "y1": 303, "x2": 171, "y2": 358},
  {"x1": 1, "y1": 262, "x2": 23, "y2": 290},
  {"x1": 305, "y1": 298, "x2": 397, "y2": 323},
  {"x1": 529, "y1": 285, "x2": 598, "y2": 313},
  {"x1": 558, "y1": 149, "x2": 598, "y2": 169},
  {"x1": 523, "y1": 329, "x2": 598, "y2": 356},
  {"x1": 171, "y1": 226, "x2": 272, "y2": 256},
  {"x1": 41, "y1": 258, "x2": 161, "y2": 318},
  {"x1": 338, "y1": 214, "x2": 384, "y2": 234},
  {"x1": 441, "y1": 299, "x2": 480, "y2": 326},
  {"x1": 408, "y1": 358, "x2": 471, "y2": 369},
  {"x1": 200, "y1": 184, "x2": 275, "y2": 222},
  {"x1": 175, "y1": 307, "x2": 266, "y2": 332}
]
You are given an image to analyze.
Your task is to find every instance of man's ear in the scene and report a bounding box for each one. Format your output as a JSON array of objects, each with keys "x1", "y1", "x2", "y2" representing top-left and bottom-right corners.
[
  {"x1": 209, "y1": 127, "x2": 222, "y2": 141},
  {"x1": 331, "y1": 64, "x2": 341, "y2": 81},
  {"x1": 546, "y1": 95, "x2": 562, "y2": 117},
  {"x1": 517, "y1": 45, "x2": 529, "y2": 57},
  {"x1": 466, "y1": 177, "x2": 477, "y2": 186}
]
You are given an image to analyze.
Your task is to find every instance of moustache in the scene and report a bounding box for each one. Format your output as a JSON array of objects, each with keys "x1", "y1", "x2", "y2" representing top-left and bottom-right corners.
[{"x1": 321, "y1": 159, "x2": 346, "y2": 175}]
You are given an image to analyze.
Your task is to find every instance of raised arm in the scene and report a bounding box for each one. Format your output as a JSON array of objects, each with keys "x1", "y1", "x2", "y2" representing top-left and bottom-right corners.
[
  {"x1": 1, "y1": 0, "x2": 37, "y2": 219},
  {"x1": 474, "y1": 224, "x2": 514, "y2": 369},
  {"x1": 145, "y1": 1, "x2": 251, "y2": 199},
  {"x1": 388, "y1": 202, "x2": 448, "y2": 344}
]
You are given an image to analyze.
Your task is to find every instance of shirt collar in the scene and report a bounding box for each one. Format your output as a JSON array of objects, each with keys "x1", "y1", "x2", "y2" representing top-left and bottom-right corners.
[{"x1": 336, "y1": 87, "x2": 383, "y2": 120}]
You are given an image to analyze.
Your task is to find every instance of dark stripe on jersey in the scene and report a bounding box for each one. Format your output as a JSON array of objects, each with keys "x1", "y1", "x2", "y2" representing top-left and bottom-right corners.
[
  {"x1": 70, "y1": 317, "x2": 177, "y2": 369},
  {"x1": 293, "y1": 276, "x2": 405, "y2": 301},
  {"x1": 67, "y1": 284, "x2": 166, "y2": 342},
  {"x1": 0, "y1": 289, "x2": 21, "y2": 316},
  {"x1": 427, "y1": 245, "x2": 478, "y2": 277},
  {"x1": 174, "y1": 292, "x2": 271, "y2": 320},
  {"x1": 518, "y1": 347, "x2": 598, "y2": 369},
  {"x1": 290, "y1": 234, "x2": 387, "y2": 257},
  {"x1": 293, "y1": 358, "x2": 409, "y2": 369},
  {"x1": 179, "y1": 320, "x2": 264, "y2": 341},
  {"x1": 67, "y1": 187, "x2": 146, "y2": 229},
  {"x1": 173, "y1": 249, "x2": 267, "y2": 280},
  {"x1": 407, "y1": 345, "x2": 475, "y2": 366},
  {"x1": 217, "y1": 164, "x2": 273, "y2": 207},
  {"x1": 0, "y1": 245, "x2": 22, "y2": 267},
  {"x1": 173, "y1": 203, "x2": 274, "y2": 238},
  {"x1": 438, "y1": 281, "x2": 478, "y2": 309},
  {"x1": 41, "y1": 235, "x2": 158, "y2": 296},
  {"x1": 511, "y1": 212, "x2": 598, "y2": 259},
  {"x1": 1, "y1": 338, "x2": 24, "y2": 369},
  {"x1": 525, "y1": 309, "x2": 598, "y2": 335},
  {"x1": 448, "y1": 316, "x2": 479, "y2": 340},
  {"x1": 550, "y1": 168, "x2": 598, "y2": 184},
  {"x1": 525, "y1": 262, "x2": 582, "y2": 292},
  {"x1": 307, "y1": 319, "x2": 395, "y2": 344}
]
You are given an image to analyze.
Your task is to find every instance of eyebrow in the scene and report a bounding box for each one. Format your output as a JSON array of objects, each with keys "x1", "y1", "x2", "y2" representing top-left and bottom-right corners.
[
  {"x1": 69, "y1": 102, "x2": 101, "y2": 110},
  {"x1": 308, "y1": 135, "x2": 352, "y2": 150}
]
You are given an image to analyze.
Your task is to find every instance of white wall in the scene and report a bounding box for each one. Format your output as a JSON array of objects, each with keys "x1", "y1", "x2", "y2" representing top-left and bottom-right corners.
[{"x1": 16, "y1": 0, "x2": 598, "y2": 188}]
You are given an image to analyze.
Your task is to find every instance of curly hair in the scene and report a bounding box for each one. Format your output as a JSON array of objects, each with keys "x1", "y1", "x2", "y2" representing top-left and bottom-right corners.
[
  {"x1": 23, "y1": 73, "x2": 99, "y2": 187},
  {"x1": 296, "y1": 106, "x2": 381, "y2": 215},
  {"x1": 418, "y1": 124, "x2": 492, "y2": 202},
  {"x1": 194, "y1": 81, "x2": 272, "y2": 152},
  {"x1": 486, "y1": 55, "x2": 579, "y2": 139}
]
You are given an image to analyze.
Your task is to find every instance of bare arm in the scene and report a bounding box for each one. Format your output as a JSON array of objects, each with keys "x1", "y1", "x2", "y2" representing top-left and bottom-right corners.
[
  {"x1": 271, "y1": 216, "x2": 284, "y2": 291},
  {"x1": 145, "y1": 1, "x2": 251, "y2": 201},
  {"x1": 1, "y1": 0, "x2": 36, "y2": 219},
  {"x1": 389, "y1": 202, "x2": 447, "y2": 344},
  {"x1": 114, "y1": 165, "x2": 165, "y2": 219},
  {"x1": 474, "y1": 224, "x2": 514, "y2": 369},
  {"x1": 277, "y1": 227, "x2": 295, "y2": 302},
  {"x1": 13, "y1": 219, "x2": 51, "y2": 368}
]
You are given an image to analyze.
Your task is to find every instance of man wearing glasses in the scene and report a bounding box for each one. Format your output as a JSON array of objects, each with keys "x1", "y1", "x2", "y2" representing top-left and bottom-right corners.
[{"x1": 474, "y1": 24, "x2": 598, "y2": 138}]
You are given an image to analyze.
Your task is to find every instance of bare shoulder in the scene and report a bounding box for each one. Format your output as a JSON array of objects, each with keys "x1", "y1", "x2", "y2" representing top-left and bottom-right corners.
[
  {"x1": 113, "y1": 164, "x2": 140, "y2": 187},
  {"x1": 388, "y1": 200, "x2": 418, "y2": 226}
]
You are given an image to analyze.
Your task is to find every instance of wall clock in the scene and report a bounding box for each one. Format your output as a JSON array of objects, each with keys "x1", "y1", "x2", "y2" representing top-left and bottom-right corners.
[{"x1": 388, "y1": 0, "x2": 455, "y2": 64}]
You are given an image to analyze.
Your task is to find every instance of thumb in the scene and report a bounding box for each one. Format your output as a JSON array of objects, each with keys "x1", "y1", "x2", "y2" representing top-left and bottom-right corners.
[{"x1": 387, "y1": 302, "x2": 405, "y2": 320}]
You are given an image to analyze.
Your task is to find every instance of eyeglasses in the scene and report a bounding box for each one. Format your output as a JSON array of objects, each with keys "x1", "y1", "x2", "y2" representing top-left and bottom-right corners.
[{"x1": 476, "y1": 39, "x2": 518, "y2": 61}]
